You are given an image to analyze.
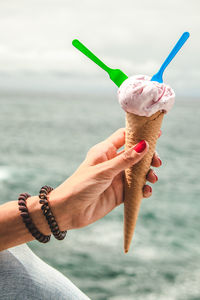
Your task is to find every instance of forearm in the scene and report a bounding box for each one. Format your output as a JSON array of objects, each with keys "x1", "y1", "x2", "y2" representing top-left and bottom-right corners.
[{"x1": 0, "y1": 196, "x2": 51, "y2": 252}]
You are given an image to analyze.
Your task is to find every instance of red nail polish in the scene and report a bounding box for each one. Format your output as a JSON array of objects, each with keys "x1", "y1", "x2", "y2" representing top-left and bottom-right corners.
[
  {"x1": 154, "y1": 174, "x2": 158, "y2": 181},
  {"x1": 149, "y1": 186, "x2": 152, "y2": 193},
  {"x1": 133, "y1": 140, "x2": 146, "y2": 153},
  {"x1": 158, "y1": 158, "x2": 162, "y2": 166}
]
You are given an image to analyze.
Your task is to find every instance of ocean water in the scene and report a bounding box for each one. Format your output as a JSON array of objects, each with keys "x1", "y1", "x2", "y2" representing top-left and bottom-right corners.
[{"x1": 0, "y1": 91, "x2": 200, "y2": 300}]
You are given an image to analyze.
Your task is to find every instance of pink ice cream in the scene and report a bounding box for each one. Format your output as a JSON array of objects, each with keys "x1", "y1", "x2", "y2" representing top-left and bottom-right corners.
[{"x1": 118, "y1": 75, "x2": 175, "y2": 117}]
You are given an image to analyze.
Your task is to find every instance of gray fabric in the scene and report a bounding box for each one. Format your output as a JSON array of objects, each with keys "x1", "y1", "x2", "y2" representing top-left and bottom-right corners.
[{"x1": 0, "y1": 243, "x2": 90, "y2": 300}]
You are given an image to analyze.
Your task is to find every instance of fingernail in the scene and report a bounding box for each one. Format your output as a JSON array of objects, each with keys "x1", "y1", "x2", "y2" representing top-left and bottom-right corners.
[
  {"x1": 133, "y1": 140, "x2": 146, "y2": 153},
  {"x1": 154, "y1": 173, "x2": 158, "y2": 181},
  {"x1": 158, "y1": 158, "x2": 162, "y2": 166},
  {"x1": 149, "y1": 186, "x2": 152, "y2": 193}
]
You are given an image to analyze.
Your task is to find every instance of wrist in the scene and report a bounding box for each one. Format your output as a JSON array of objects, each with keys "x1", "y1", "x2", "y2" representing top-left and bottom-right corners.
[
  {"x1": 27, "y1": 196, "x2": 51, "y2": 236},
  {"x1": 48, "y1": 184, "x2": 74, "y2": 231}
]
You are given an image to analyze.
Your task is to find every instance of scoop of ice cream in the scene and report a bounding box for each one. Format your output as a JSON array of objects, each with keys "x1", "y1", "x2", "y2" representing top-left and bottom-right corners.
[{"x1": 118, "y1": 75, "x2": 175, "y2": 117}]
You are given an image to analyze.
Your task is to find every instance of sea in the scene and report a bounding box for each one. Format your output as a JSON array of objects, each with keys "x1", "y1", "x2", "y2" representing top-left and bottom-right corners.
[{"x1": 0, "y1": 78, "x2": 200, "y2": 300}]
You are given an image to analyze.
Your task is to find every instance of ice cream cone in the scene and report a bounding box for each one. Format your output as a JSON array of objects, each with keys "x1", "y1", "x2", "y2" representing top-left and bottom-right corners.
[{"x1": 124, "y1": 110, "x2": 164, "y2": 253}]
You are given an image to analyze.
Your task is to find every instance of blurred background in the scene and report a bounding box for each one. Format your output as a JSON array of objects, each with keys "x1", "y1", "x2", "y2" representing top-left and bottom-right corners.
[{"x1": 0, "y1": 0, "x2": 200, "y2": 299}]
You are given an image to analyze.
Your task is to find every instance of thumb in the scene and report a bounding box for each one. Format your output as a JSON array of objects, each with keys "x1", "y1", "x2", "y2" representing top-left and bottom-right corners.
[{"x1": 104, "y1": 140, "x2": 149, "y2": 176}]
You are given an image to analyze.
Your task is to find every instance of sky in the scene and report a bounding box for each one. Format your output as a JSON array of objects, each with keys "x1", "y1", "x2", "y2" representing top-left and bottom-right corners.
[{"x1": 0, "y1": 0, "x2": 199, "y2": 96}]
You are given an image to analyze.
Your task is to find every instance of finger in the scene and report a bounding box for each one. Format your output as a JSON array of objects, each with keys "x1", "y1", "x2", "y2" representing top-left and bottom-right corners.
[
  {"x1": 101, "y1": 140, "x2": 149, "y2": 176},
  {"x1": 146, "y1": 169, "x2": 158, "y2": 183},
  {"x1": 151, "y1": 151, "x2": 162, "y2": 167},
  {"x1": 105, "y1": 128, "x2": 125, "y2": 150},
  {"x1": 143, "y1": 185, "x2": 152, "y2": 198},
  {"x1": 112, "y1": 172, "x2": 124, "y2": 206},
  {"x1": 116, "y1": 149, "x2": 125, "y2": 156},
  {"x1": 85, "y1": 128, "x2": 125, "y2": 166}
]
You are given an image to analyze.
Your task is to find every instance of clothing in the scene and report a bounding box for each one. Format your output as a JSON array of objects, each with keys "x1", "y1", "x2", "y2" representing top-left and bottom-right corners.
[{"x1": 0, "y1": 243, "x2": 90, "y2": 300}]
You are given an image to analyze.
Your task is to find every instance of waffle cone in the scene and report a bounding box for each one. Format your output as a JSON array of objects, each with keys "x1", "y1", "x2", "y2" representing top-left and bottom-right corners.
[{"x1": 124, "y1": 111, "x2": 164, "y2": 253}]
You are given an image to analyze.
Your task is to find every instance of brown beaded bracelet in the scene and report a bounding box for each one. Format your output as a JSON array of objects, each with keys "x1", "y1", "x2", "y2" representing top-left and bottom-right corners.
[
  {"x1": 39, "y1": 186, "x2": 67, "y2": 240},
  {"x1": 18, "y1": 193, "x2": 51, "y2": 243}
]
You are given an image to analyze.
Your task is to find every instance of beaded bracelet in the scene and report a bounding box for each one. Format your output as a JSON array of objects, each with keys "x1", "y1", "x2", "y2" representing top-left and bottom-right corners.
[
  {"x1": 39, "y1": 186, "x2": 67, "y2": 240},
  {"x1": 18, "y1": 193, "x2": 51, "y2": 243}
]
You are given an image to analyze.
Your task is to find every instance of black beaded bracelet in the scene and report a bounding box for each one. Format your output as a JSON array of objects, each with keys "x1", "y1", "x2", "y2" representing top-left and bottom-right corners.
[
  {"x1": 18, "y1": 193, "x2": 51, "y2": 243},
  {"x1": 39, "y1": 186, "x2": 67, "y2": 240}
]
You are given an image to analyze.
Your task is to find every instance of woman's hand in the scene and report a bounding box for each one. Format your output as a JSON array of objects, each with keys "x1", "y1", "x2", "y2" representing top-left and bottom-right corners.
[{"x1": 49, "y1": 128, "x2": 162, "y2": 231}]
